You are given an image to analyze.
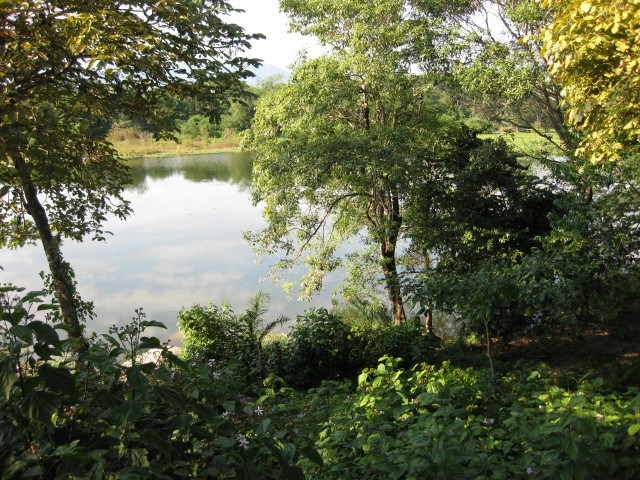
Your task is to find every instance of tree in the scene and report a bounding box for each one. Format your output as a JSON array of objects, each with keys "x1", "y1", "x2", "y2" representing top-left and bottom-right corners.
[
  {"x1": 221, "y1": 75, "x2": 285, "y2": 133},
  {"x1": 0, "y1": 1, "x2": 260, "y2": 341},
  {"x1": 247, "y1": 0, "x2": 481, "y2": 325},
  {"x1": 540, "y1": 0, "x2": 640, "y2": 163},
  {"x1": 452, "y1": 0, "x2": 579, "y2": 155}
]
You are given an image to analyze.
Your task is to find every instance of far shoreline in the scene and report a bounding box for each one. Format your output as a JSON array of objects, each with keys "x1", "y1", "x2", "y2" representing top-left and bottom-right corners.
[{"x1": 109, "y1": 127, "x2": 244, "y2": 159}]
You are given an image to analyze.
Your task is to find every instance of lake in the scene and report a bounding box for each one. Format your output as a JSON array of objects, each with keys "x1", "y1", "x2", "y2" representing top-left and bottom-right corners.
[{"x1": 0, "y1": 152, "x2": 336, "y2": 344}]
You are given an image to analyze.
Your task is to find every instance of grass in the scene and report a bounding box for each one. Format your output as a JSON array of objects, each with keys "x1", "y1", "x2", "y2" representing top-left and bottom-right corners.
[
  {"x1": 480, "y1": 130, "x2": 564, "y2": 157},
  {"x1": 108, "y1": 127, "x2": 242, "y2": 158}
]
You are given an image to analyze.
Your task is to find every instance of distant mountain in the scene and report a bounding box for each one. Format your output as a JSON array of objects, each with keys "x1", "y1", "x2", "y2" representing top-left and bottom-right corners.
[{"x1": 247, "y1": 63, "x2": 290, "y2": 85}]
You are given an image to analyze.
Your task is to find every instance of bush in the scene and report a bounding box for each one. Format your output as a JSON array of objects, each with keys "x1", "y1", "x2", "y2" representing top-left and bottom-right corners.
[
  {"x1": 464, "y1": 116, "x2": 494, "y2": 134},
  {"x1": 178, "y1": 303, "x2": 244, "y2": 364},
  {"x1": 281, "y1": 308, "x2": 352, "y2": 388},
  {"x1": 178, "y1": 294, "x2": 287, "y2": 392},
  {"x1": 351, "y1": 323, "x2": 437, "y2": 370}
]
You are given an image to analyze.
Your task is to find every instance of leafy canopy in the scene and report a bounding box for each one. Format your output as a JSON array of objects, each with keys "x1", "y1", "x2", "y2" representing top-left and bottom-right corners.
[{"x1": 541, "y1": 0, "x2": 640, "y2": 162}]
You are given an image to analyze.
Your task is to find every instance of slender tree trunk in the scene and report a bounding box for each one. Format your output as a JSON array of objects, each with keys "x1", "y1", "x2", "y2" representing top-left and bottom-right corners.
[
  {"x1": 13, "y1": 154, "x2": 85, "y2": 341},
  {"x1": 425, "y1": 300, "x2": 435, "y2": 335},
  {"x1": 381, "y1": 241, "x2": 406, "y2": 325},
  {"x1": 380, "y1": 187, "x2": 406, "y2": 326},
  {"x1": 420, "y1": 248, "x2": 436, "y2": 335}
]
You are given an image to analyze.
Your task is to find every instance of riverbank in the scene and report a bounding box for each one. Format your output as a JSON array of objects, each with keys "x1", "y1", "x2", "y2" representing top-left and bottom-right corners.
[{"x1": 109, "y1": 127, "x2": 242, "y2": 158}]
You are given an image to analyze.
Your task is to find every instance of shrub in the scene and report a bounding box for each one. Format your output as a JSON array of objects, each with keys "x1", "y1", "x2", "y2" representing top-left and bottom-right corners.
[
  {"x1": 179, "y1": 114, "x2": 221, "y2": 140},
  {"x1": 282, "y1": 308, "x2": 352, "y2": 388},
  {"x1": 178, "y1": 294, "x2": 287, "y2": 392},
  {"x1": 351, "y1": 323, "x2": 438, "y2": 370},
  {"x1": 178, "y1": 302, "x2": 244, "y2": 364}
]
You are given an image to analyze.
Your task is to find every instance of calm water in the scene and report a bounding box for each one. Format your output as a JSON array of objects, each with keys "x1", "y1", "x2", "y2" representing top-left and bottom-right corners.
[{"x1": 0, "y1": 152, "x2": 336, "y2": 343}]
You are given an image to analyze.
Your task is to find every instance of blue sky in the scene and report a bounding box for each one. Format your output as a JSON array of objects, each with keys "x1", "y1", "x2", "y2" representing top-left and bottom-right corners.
[{"x1": 229, "y1": 0, "x2": 322, "y2": 70}]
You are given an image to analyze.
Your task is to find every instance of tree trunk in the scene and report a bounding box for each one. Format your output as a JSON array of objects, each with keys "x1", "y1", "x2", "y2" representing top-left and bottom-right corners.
[
  {"x1": 13, "y1": 154, "x2": 85, "y2": 342},
  {"x1": 425, "y1": 300, "x2": 434, "y2": 335},
  {"x1": 381, "y1": 242, "x2": 406, "y2": 325},
  {"x1": 380, "y1": 186, "x2": 406, "y2": 326},
  {"x1": 421, "y1": 249, "x2": 436, "y2": 335}
]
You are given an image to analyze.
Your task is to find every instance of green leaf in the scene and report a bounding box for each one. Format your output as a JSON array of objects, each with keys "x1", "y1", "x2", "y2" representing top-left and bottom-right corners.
[
  {"x1": 36, "y1": 303, "x2": 58, "y2": 312},
  {"x1": 127, "y1": 365, "x2": 148, "y2": 392},
  {"x1": 628, "y1": 424, "x2": 640, "y2": 436},
  {"x1": 192, "y1": 403, "x2": 220, "y2": 423},
  {"x1": 111, "y1": 400, "x2": 141, "y2": 426},
  {"x1": 163, "y1": 350, "x2": 189, "y2": 370},
  {"x1": 38, "y1": 364, "x2": 78, "y2": 401},
  {"x1": 0, "y1": 357, "x2": 17, "y2": 400},
  {"x1": 21, "y1": 391, "x2": 60, "y2": 428},
  {"x1": 130, "y1": 448, "x2": 150, "y2": 468},
  {"x1": 52, "y1": 440, "x2": 83, "y2": 458},
  {"x1": 256, "y1": 418, "x2": 272, "y2": 436},
  {"x1": 301, "y1": 446, "x2": 324, "y2": 467},
  {"x1": 139, "y1": 320, "x2": 167, "y2": 329},
  {"x1": 282, "y1": 443, "x2": 296, "y2": 463},
  {"x1": 9, "y1": 324, "x2": 33, "y2": 343},
  {"x1": 154, "y1": 385, "x2": 186, "y2": 409},
  {"x1": 21, "y1": 290, "x2": 46, "y2": 303},
  {"x1": 28, "y1": 321, "x2": 61, "y2": 348},
  {"x1": 222, "y1": 401, "x2": 235, "y2": 413},
  {"x1": 101, "y1": 334, "x2": 121, "y2": 348},
  {"x1": 138, "y1": 336, "x2": 162, "y2": 350}
]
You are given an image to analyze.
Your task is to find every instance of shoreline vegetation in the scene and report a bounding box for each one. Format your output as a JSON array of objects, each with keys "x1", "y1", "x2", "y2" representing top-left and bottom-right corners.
[
  {"x1": 109, "y1": 127, "x2": 243, "y2": 158},
  {"x1": 110, "y1": 127, "x2": 561, "y2": 160}
]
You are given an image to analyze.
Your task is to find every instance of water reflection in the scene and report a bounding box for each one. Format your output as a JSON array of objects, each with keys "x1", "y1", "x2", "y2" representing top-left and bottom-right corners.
[
  {"x1": 0, "y1": 152, "x2": 333, "y2": 344},
  {"x1": 127, "y1": 152, "x2": 253, "y2": 192}
]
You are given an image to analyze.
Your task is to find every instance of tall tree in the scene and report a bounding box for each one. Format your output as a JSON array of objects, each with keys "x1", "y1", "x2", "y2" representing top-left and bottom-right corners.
[
  {"x1": 248, "y1": 0, "x2": 476, "y2": 325},
  {"x1": 452, "y1": 0, "x2": 578, "y2": 155},
  {"x1": 0, "y1": 1, "x2": 260, "y2": 341}
]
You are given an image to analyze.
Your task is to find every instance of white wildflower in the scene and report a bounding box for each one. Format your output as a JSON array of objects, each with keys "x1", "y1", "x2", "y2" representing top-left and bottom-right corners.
[{"x1": 237, "y1": 434, "x2": 249, "y2": 449}]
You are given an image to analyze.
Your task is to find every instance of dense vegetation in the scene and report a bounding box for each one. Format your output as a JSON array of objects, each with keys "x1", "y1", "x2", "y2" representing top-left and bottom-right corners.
[
  {"x1": 2, "y1": 0, "x2": 640, "y2": 478},
  {"x1": 2, "y1": 287, "x2": 639, "y2": 478}
]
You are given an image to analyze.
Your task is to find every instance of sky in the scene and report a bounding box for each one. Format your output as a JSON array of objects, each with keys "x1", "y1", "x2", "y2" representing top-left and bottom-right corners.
[{"x1": 228, "y1": 0, "x2": 322, "y2": 71}]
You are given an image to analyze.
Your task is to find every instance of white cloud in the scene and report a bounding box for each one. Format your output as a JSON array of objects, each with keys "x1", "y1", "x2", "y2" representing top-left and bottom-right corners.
[{"x1": 228, "y1": 0, "x2": 322, "y2": 70}]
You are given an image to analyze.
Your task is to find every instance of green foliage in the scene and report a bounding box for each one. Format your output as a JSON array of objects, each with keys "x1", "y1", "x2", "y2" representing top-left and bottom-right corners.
[
  {"x1": 306, "y1": 357, "x2": 640, "y2": 479},
  {"x1": 247, "y1": 0, "x2": 485, "y2": 324},
  {"x1": 178, "y1": 302, "x2": 244, "y2": 363},
  {"x1": 179, "y1": 115, "x2": 222, "y2": 140},
  {"x1": 0, "y1": 284, "x2": 313, "y2": 479},
  {"x1": 277, "y1": 309, "x2": 438, "y2": 388},
  {"x1": 351, "y1": 323, "x2": 437, "y2": 370},
  {"x1": 281, "y1": 309, "x2": 353, "y2": 388},
  {"x1": 452, "y1": 0, "x2": 577, "y2": 155},
  {"x1": 463, "y1": 116, "x2": 494, "y2": 134},
  {"x1": 0, "y1": 0, "x2": 261, "y2": 336},
  {"x1": 179, "y1": 293, "x2": 288, "y2": 391}
]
